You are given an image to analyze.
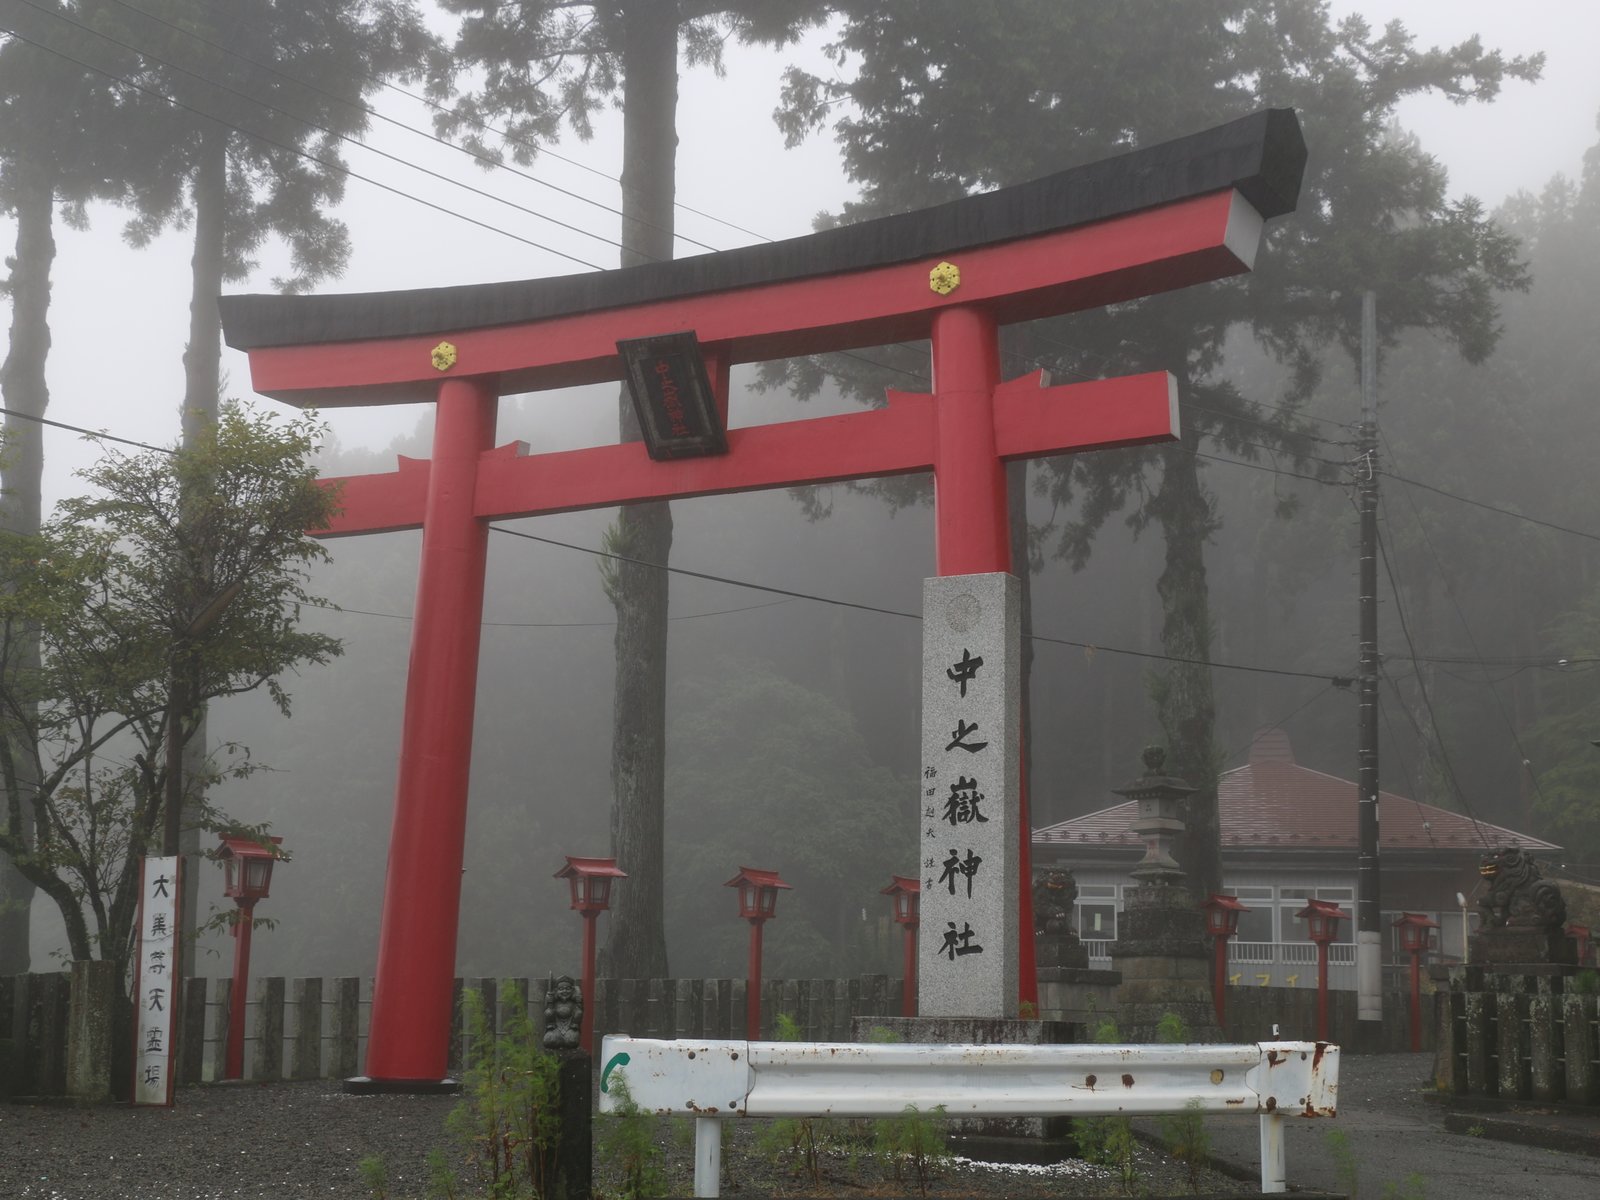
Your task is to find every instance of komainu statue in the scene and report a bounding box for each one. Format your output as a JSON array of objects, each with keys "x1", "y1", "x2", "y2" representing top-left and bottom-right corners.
[
  {"x1": 1033, "y1": 869, "x2": 1079, "y2": 936},
  {"x1": 1478, "y1": 847, "x2": 1566, "y2": 929},
  {"x1": 1033, "y1": 868, "x2": 1089, "y2": 969},
  {"x1": 542, "y1": 974, "x2": 583, "y2": 1051}
]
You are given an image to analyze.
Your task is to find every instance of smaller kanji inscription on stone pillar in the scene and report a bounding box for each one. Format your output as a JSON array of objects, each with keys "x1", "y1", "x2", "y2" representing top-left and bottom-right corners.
[{"x1": 919, "y1": 573, "x2": 1019, "y2": 1018}]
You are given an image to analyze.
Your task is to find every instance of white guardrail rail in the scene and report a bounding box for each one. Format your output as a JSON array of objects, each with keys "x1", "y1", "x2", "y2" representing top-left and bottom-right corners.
[{"x1": 599, "y1": 1036, "x2": 1339, "y2": 1197}]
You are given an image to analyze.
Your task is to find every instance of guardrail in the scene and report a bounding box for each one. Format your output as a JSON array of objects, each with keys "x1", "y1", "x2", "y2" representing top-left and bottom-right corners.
[{"x1": 599, "y1": 1036, "x2": 1339, "y2": 1196}]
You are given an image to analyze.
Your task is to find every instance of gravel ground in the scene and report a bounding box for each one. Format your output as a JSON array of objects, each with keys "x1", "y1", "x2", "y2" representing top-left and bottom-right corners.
[{"x1": 1, "y1": 1076, "x2": 1262, "y2": 1200}]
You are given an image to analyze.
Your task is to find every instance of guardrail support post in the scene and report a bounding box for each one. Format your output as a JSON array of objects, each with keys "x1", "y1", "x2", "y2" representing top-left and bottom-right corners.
[
  {"x1": 694, "y1": 1117, "x2": 722, "y2": 1198},
  {"x1": 1258, "y1": 1112, "x2": 1286, "y2": 1193}
]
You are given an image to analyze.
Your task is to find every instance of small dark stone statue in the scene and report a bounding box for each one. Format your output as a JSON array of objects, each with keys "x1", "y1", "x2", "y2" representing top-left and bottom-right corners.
[
  {"x1": 542, "y1": 974, "x2": 583, "y2": 1052},
  {"x1": 1033, "y1": 868, "x2": 1089, "y2": 969},
  {"x1": 1478, "y1": 846, "x2": 1566, "y2": 929}
]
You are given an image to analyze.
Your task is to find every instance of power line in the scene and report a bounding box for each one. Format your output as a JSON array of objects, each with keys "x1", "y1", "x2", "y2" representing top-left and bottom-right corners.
[
  {"x1": 0, "y1": 20, "x2": 607, "y2": 271},
  {"x1": 0, "y1": 406, "x2": 174, "y2": 454},
  {"x1": 488, "y1": 523, "x2": 1352, "y2": 682},
  {"x1": 16, "y1": 0, "x2": 628, "y2": 263},
  {"x1": 1382, "y1": 468, "x2": 1600, "y2": 544},
  {"x1": 302, "y1": 595, "x2": 796, "y2": 627},
  {"x1": 1374, "y1": 523, "x2": 1492, "y2": 846},
  {"x1": 1381, "y1": 434, "x2": 1554, "y2": 815},
  {"x1": 94, "y1": 0, "x2": 725, "y2": 257}
]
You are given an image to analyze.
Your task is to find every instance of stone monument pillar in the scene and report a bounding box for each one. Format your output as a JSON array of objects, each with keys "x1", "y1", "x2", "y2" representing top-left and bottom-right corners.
[
  {"x1": 854, "y1": 573, "x2": 1075, "y2": 1160},
  {"x1": 1109, "y1": 748, "x2": 1222, "y2": 1042}
]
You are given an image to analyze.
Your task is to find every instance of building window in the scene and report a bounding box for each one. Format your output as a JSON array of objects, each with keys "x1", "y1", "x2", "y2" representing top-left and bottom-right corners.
[{"x1": 1078, "y1": 902, "x2": 1116, "y2": 940}]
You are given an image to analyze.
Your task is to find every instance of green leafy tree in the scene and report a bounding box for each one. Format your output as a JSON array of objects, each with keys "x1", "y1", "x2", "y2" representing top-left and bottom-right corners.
[
  {"x1": 430, "y1": 0, "x2": 835, "y2": 979},
  {"x1": 775, "y1": 1, "x2": 1540, "y2": 896},
  {"x1": 0, "y1": 0, "x2": 153, "y2": 972},
  {"x1": 0, "y1": 404, "x2": 341, "y2": 977}
]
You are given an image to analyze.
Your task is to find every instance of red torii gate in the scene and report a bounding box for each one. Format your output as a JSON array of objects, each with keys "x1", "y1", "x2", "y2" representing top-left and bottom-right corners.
[{"x1": 222, "y1": 109, "x2": 1305, "y2": 1086}]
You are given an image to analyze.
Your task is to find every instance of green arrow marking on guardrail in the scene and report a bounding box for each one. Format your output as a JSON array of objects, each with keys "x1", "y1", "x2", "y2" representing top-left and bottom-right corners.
[{"x1": 601, "y1": 1051, "x2": 631, "y2": 1093}]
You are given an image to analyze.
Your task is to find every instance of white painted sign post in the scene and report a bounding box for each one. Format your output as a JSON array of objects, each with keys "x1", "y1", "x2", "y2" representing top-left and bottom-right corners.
[
  {"x1": 918, "y1": 573, "x2": 1020, "y2": 1018},
  {"x1": 133, "y1": 854, "x2": 181, "y2": 1106}
]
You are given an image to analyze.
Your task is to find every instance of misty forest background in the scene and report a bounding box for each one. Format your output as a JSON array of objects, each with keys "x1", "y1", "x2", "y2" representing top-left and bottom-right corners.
[{"x1": 4, "y1": 2, "x2": 1599, "y2": 986}]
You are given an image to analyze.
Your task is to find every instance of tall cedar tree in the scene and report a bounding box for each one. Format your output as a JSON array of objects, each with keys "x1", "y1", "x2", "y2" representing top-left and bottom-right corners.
[
  {"x1": 774, "y1": 0, "x2": 1539, "y2": 899},
  {"x1": 430, "y1": 1, "x2": 833, "y2": 979},
  {"x1": 0, "y1": 0, "x2": 155, "y2": 971},
  {"x1": 0, "y1": 405, "x2": 341, "y2": 980}
]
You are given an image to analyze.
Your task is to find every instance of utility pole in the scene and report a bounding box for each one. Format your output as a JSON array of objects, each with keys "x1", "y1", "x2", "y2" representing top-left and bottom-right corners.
[{"x1": 1355, "y1": 290, "x2": 1383, "y2": 1036}]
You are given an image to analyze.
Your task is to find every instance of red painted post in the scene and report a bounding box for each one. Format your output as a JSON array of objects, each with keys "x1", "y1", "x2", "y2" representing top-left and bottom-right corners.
[
  {"x1": 224, "y1": 903, "x2": 256, "y2": 1081},
  {"x1": 1407, "y1": 948, "x2": 1423, "y2": 1053},
  {"x1": 927, "y1": 306, "x2": 1038, "y2": 1009},
  {"x1": 1213, "y1": 936, "x2": 1229, "y2": 1030},
  {"x1": 580, "y1": 911, "x2": 599, "y2": 1054},
  {"x1": 1315, "y1": 941, "x2": 1331, "y2": 1042},
  {"x1": 363, "y1": 378, "x2": 497, "y2": 1084},
  {"x1": 746, "y1": 919, "x2": 765, "y2": 1038}
]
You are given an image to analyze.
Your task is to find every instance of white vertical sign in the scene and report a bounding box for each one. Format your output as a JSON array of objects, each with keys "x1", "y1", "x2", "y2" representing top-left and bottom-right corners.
[
  {"x1": 919, "y1": 573, "x2": 1019, "y2": 1019},
  {"x1": 133, "y1": 854, "x2": 180, "y2": 1106}
]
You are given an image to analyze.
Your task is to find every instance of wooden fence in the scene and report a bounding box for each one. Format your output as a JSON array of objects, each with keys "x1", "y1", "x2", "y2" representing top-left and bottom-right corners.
[
  {"x1": 1, "y1": 971, "x2": 904, "y2": 1093},
  {"x1": 1434, "y1": 974, "x2": 1600, "y2": 1105},
  {"x1": 3, "y1": 967, "x2": 1446, "y2": 1097}
]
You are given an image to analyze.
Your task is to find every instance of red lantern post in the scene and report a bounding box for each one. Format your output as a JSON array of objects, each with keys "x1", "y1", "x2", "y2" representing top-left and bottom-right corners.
[
  {"x1": 1296, "y1": 899, "x2": 1346, "y2": 1042},
  {"x1": 1199, "y1": 894, "x2": 1249, "y2": 1032},
  {"x1": 725, "y1": 867, "x2": 791, "y2": 1038},
  {"x1": 882, "y1": 876, "x2": 921, "y2": 1017},
  {"x1": 1392, "y1": 912, "x2": 1439, "y2": 1053},
  {"x1": 554, "y1": 856, "x2": 627, "y2": 1053},
  {"x1": 216, "y1": 836, "x2": 285, "y2": 1081}
]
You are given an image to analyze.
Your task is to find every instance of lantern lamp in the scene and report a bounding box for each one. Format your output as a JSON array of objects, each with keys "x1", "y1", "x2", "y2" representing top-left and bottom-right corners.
[
  {"x1": 218, "y1": 835, "x2": 284, "y2": 905},
  {"x1": 215, "y1": 835, "x2": 285, "y2": 1081},
  {"x1": 1200, "y1": 892, "x2": 1249, "y2": 940},
  {"x1": 1198, "y1": 893, "x2": 1249, "y2": 1030},
  {"x1": 554, "y1": 856, "x2": 627, "y2": 1053},
  {"x1": 1296, "y1": 898, "x2": 1345, "y2": 1041},
  {"x1": 1392, "y1": 912, "x2": 1439, "y2": 1054},
  {"x1": 1297, "y1": 898, "x2": 1345, "y2": 946},
  {"x1": 725, "y1": 867, "x2": 791, "y2": 1037},
  {"x1": 726, "y1": 866, "x2": 791, "y2": 923},
  {"x1": 555, "y1": 856, "x2": 627, "y2": 915}
]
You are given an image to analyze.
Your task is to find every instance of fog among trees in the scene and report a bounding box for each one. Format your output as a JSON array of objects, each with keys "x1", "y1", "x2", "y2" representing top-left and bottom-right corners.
[{"x1": 3, "y1": 3, "x2": 1597, "y2": 984}]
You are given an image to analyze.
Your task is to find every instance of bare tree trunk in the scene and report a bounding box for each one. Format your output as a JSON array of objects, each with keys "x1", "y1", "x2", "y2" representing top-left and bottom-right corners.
[
  {"x1": 0, "y1": 163, "x2": 55, "y2": 973},
  {"x1": 1150, "y1": 433, "x2": 1224, "y2": 902},
  {"x1": 166, "y1": 126, "x2": 228, "y2": 983},
  {"x1": 602, "y1": 1, "x2": 678, "y2": 981}
]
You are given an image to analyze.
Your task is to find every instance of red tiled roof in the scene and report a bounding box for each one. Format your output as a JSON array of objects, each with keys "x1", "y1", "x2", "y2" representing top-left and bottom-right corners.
[{"x1": 1034, "y1": 731, "x2": 1559, "y2": 854}]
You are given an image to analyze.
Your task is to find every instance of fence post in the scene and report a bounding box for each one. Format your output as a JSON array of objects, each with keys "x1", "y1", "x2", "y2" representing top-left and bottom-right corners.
[
  {"x1": 331, "y1": 978, "x2": 361, "y2": 1080},
  {"x1": 28, "y1": 973, "x2": 70, "y2": 1096},
  {"x1": 291, "y1": 978, "x2": 323, "y2": 1080},
  {"x1": 1528, "y1": 990, "x2": 1561, "y2": 1102},
  {"x1": 67, "y1": 960, "x2": 118, "y2": 1102},
  {"x1": 1496, "y1": 990, "x2": 1529, "y2": 1100},
  {"x1": 178, "y1": 978, "x2": 207, "y2": 1085},
  {"x1": 728, "y1": 980, "x2": 745, "y2": 1039},
  {"x1": 1464, "y1": 991, "x2": 1495, "y2": 1095},
  {"x1": 1563, "y1": 992, "x2": 1597, "y2": 1103},
  {"x1": 675, "y1": 978, "x2": 698, "y2": 1039},
  {"x1": 212, "y1": 978, "x2": 232, "y2": 1083},
  {"x1": 252, "y1": 976, "x2": 285, "y2": 1082},
  {"x1": 447, "y1": 978, "x2": 465, "y2": 1079}
]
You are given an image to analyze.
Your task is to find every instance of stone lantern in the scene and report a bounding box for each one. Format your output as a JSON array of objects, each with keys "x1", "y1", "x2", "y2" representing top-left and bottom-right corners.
[
  {"x1": 1117, "y1": 746, "x2": 1198, "y2": 886},
  {"x1": 1108, "y1": 748, "x2": 1218, "y2": 1042}
]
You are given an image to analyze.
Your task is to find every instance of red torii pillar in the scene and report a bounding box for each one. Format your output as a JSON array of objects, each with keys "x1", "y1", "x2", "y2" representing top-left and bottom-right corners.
[{"x1": 223, "y1": 110, "x2": 1305, "y2": 1085}]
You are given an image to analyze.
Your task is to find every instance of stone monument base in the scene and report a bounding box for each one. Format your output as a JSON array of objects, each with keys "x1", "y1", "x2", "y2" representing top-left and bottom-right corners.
[
  {"x1": 850, "y1": 1015, "x2": 1078, "y2": 1163},
  {"x1": 1111, "y1": 886, "x2": 1222, "y2": 1043},
  {"x1": 1469, "y1": 927, "x2": 1577, "y2": 970}
]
